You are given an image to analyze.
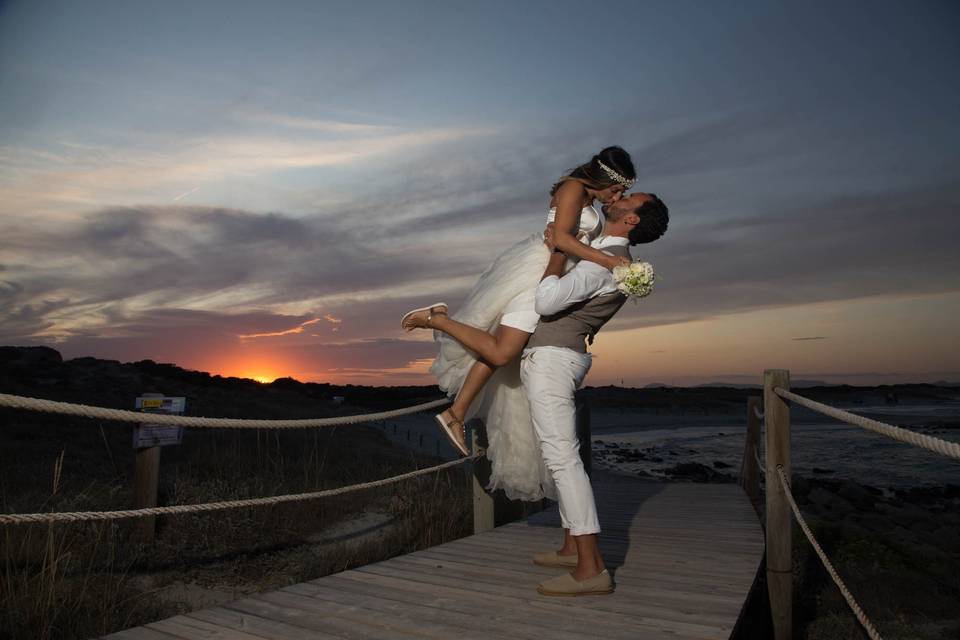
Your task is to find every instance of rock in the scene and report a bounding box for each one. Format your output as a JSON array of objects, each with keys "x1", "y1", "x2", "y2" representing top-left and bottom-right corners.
[
  {"x1": 930, "y1": 526, "x2": 960, "y2": 551},
  {"x1": 791, "y1": 476, "x2": 811, "y2": 498},
  {"x1": 713, "y1": 460, "x2": 732, "y2": 469},
  {"x1": 853, "y1": 512, "x2": 890, "y2": 532},
  {"x1": 807, "y1": 487, "x2": 854, "y2": 514},
  {"x1": 836, "y1": 480, "x2": 877, "y2": 510},
  {"x1": 812, "y1": 467, "x2": 834, "y2": 474},
  {"x1": 652, "y1": 462, "x2": 735, "y2": 483},
  {"x1": 887, "y1": 504, "x2": 932, "y2": 529}
]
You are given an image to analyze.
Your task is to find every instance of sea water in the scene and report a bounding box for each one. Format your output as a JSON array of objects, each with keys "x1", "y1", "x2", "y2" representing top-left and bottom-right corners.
[
  {"x1": 591, "y1": 404, "x2": 960, "y2": 489},
  {"x1": 381, "y1": 402, "x2": 959, "y2": 489}
]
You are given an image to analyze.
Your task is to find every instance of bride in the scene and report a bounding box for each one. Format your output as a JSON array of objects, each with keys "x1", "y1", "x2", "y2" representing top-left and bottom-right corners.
[{"x1": 401, "y1": 146, "x2": 636, "y2": 501}]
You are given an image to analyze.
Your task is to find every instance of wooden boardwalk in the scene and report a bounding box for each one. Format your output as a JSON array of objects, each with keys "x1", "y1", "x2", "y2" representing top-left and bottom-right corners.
[{"x1": 105, "y1": 472, "x2": 765, "y2": 640}]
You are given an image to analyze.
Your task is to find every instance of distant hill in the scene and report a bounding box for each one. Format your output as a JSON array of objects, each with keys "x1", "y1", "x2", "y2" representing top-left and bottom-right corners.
[
  {"x1": 933, "y1": 380, "x2": 960, "y2": 388},
  {"x1": 691, "y1": 379, "x2": 837, "y2": 389},
  {"x1": 1, "y1": 347, "x2": 956, "y2": 416},
  {"x1": 0, "y1": 345, "x2": 440, "y2": 417}
]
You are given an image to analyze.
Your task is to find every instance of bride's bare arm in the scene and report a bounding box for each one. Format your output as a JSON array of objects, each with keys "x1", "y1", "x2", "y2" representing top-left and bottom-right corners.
[{"x1": 551, "y1": 181, "x2": 628, "y2": 270}]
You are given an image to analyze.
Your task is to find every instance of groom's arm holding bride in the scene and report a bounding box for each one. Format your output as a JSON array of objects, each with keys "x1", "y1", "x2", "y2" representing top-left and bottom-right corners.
[{"x1": 536, "y1": 223, "x2": 619, "y2": 316}]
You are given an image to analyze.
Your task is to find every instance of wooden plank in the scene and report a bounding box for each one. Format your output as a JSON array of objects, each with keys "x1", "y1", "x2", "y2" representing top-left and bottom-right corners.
[
  {"x1": 408, "y1": 547, "x2": 758, "y2": 595},
  {"x1": 278, "y1": 583, "x2": 497, "y2": 640},
  {"x1": 402, "y1": 545, "x2": 761, "y2": 587},
  {"x1": 326, "y1": 568, "x2": 735, "y2": 636},
  {"x1": 255, "y1": 589, "x2": 479, "y2": 640},
  {"x1": 146, "y1": 615, "x2": 270, "y2": 639},
  {"x1": 441, "y1": 532, "x2": 765, "y2": 562},
  {"x1": 102, "y1": 628, "x2": 179, "y2": 640},
  {"x1": 187, "y1": 608, "x2": 341, "y2": 640},
  {"x1": 222, "y1": 595, "x2": 424, "y2": 640},
  {"x1": 356, "y1": 559, "x2": 747, "y2": 624},
  {"x1": 287, "y1": 580, "x2": 647, "y2": 640},
  {"x1": 447, "y1": 531, "x2": 764, "y2": 562},
  {"x1": 380, "y1": 556, "x2": 749, "y2": 619}
]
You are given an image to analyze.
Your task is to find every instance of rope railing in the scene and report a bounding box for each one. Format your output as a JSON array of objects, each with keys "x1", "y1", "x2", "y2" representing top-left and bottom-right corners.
[
  {"x1": 0, "y1": 454, "x2": 476, "y2": 525},
  {"x1": 0, "y1": 392, "x2": 448, "y2": 429},
  {"x1": 773, "y1": 464, "x2": 884, "y2": 640},
  {"x1": 752, "y1": 375, "x2": 959, "y2": 639},
  {"x1": 773, "y1": 387, "x2": 960, "y2": 460},
  {"x1": 753, "y1": 448, "x2": 765, "y2": 476}
]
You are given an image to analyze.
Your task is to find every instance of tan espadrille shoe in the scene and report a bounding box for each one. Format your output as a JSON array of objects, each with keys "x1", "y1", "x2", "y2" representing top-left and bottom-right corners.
[
  {"x1": 537, "y1": 569, "x2": 614, "y2": 597},
  {"x1": 532, "y1": 550, "x2": 579, "y2": 568}
]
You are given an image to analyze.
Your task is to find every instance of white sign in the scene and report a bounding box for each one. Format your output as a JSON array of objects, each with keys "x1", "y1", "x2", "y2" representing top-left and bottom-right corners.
[
  {"x1": 133, "y1": 424, "x2": 184, "y2": 448},
  {"x1": 134, "y1": 395, "x2": 186, "y2": 449}
]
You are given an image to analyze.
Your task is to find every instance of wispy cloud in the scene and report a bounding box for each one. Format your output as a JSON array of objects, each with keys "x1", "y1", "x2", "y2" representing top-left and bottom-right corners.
[
  {"x1": 0, "y1": 125, "x2": 489, "y2": 219},
  {"x1": 793, "y1": 336, "x2": 828, "y2": 341},
  {"x1": 238, "y1": 317, "x2": 324, "y2": 340},
  {"x1": 172, "y1": 186, "x2": 199, "y2": 202},
  {"x1": 231, "y1": 109, "x2": 395, "y2": 135}
]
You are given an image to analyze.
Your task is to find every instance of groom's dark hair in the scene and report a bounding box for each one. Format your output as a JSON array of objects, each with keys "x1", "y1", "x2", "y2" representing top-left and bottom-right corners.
[{"x1": 628, "y1": 194, "x2": 669, "y2": 245}]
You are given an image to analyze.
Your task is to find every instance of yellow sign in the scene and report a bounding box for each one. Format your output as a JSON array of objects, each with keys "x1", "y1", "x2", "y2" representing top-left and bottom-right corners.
[{"x1": 140, "y1": 398, "x2": 164, "y2": 409}]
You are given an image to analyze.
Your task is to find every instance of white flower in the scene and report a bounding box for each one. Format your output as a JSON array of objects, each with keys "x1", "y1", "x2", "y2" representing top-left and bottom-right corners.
[{"x1": 612, "y1": 260, "x2": 657, "y2": 300}]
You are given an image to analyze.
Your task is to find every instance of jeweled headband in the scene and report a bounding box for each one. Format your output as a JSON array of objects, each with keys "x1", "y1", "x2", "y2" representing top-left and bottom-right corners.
[{"x1": 597, "y1": 159, "x2": 635, "y2": 189}]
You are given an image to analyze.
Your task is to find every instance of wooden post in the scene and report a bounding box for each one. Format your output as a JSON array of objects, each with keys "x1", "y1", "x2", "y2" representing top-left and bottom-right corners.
[
  {"x1": 469, "y1": 420, "x2": 527, "y2": 533},
  {"x1": 764, "y1": 369, "x2": 792, "y2": 640},
  {"x1": 575, "y1": 397, "x2": 592, "y2": 477},
  {"x1": 132, "y1": 392, "x2": 166, "y2": 544},
  {"x1": 470, "y1": 422, "x2": 495, "y2": 534},
  {"x1": 740, "y1": 396, "x2": 761, "y2": 508},
  {"x1": 133, "y1": 445, "x2": 161, "y2": 543}
]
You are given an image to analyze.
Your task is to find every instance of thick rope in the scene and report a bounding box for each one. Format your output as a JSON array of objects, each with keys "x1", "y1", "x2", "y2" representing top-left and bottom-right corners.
[
  {"x1": 0, "y1": 393, "x2": 447, "y2": 429},
  {"x1": 0, "y1": 455, "x2": 475, "y2": 524},
  {"x1": 774, "y1": 387, "x2": 960, "y2": 460},
  {"x1": 774, "y1": 465, "x2": 884, "y2": 640},
  {"x1": 754, "y1": 448, "x2": 765, "y2": 476}
]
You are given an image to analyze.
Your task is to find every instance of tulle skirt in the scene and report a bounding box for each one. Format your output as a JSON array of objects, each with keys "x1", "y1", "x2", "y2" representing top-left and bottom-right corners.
[{"x1": 429, "y1": 232, "x2": 558, "y2": 501}]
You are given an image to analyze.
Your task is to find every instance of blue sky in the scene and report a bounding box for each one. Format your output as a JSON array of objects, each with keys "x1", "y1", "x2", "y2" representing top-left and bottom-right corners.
[{"x1": 1, "y1": 0, "x2": 958, "y2": 386}]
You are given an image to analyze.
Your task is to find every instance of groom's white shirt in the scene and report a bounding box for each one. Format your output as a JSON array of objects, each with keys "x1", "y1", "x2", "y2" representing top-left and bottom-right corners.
[{"x1": 534, "y1": 235, "x2": 629, "y2": 316}]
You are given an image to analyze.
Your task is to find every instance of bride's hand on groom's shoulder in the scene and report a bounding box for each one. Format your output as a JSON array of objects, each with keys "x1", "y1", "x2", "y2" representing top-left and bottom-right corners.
[{"x1": 543, "y1": 223, "x2": 559, "y2": 252}]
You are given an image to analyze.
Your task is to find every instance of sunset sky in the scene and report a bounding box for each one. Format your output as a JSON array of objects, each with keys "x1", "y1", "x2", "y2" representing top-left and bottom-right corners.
[{"x1": 1, "y1": 1, "x2": 958, "y2": 387}]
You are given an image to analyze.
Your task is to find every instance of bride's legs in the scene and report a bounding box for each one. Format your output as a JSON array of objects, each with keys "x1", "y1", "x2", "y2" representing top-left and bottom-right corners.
[
  {"x1": 448, "y1": 358, "x2": 494, "y2": 422},
  {"x1": 429, "y1": 316, "x2": 531, "y2": 369},
  {"x1": 403, "y1": 308, "x2": 531, "y2": 445},
  {"x1": 432, "y1": 321, "x2": 530, "y2": 433}
]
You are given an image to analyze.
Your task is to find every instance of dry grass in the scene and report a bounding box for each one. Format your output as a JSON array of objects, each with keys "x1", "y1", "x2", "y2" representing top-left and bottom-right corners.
[{"x1": 0, "y1": 418, "x2": 472, "y2": 639}]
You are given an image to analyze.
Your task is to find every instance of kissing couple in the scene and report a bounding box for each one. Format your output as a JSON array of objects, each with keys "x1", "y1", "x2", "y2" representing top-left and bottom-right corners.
[{"x1": 401, "y1": 146, "x2": 669, "y2": 596}]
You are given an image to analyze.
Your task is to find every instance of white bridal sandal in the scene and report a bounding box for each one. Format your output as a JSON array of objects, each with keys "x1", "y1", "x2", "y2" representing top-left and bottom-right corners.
[{"x1": 400, "y1": 302, "x2": 448, "y2": 332}]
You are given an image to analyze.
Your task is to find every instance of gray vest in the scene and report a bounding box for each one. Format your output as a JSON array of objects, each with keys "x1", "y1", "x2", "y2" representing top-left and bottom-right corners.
[{"x1": 526, "y1": 243, "x2": 630, "y2": 353}]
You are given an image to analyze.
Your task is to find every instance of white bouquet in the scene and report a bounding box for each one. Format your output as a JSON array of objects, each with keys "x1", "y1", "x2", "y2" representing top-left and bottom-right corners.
[{"x1": 612, "y1": 260, "x2": 657, "y2": 300}]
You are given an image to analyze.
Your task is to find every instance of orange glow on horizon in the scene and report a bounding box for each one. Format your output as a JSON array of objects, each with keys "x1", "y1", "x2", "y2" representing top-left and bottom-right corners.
[{"x1": 196, "y1": 349, "x2": 300, "y2": 384}]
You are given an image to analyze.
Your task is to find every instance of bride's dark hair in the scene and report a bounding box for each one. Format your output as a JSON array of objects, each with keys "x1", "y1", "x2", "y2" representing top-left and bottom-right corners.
[{"x1": 550, "y1": 146, "x2": 636, "y2": 196}]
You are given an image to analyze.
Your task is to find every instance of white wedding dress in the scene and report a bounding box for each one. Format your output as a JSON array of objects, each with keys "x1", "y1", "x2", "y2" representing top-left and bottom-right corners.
[{"x1": 430, "y1": 205, "x2": 604, "y2": 501}]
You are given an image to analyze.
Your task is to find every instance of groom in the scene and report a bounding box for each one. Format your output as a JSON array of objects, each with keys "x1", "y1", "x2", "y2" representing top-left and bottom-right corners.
[{"x1": 523, "y1": 191, "x2": 668, "y2": 596}]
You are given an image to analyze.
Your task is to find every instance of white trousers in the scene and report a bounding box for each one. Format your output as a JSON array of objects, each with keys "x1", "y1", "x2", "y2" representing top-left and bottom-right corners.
[{"x1": 520, "y1": 346, "x2": 599, "y2": 536}]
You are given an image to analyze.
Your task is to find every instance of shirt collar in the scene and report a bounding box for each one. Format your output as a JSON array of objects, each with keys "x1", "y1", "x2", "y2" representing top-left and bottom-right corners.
[{"x1": 592, "y1": 234, "x2": 630, "y2": 248}]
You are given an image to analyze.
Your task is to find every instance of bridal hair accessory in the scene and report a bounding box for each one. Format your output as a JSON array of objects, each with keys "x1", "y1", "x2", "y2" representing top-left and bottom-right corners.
[
  {"x1": 612, "y1": 260, "x2": 656, "y2": 300},
  {"x1": 597, "y1": 160, "x2": 636, "y2": 189}
]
